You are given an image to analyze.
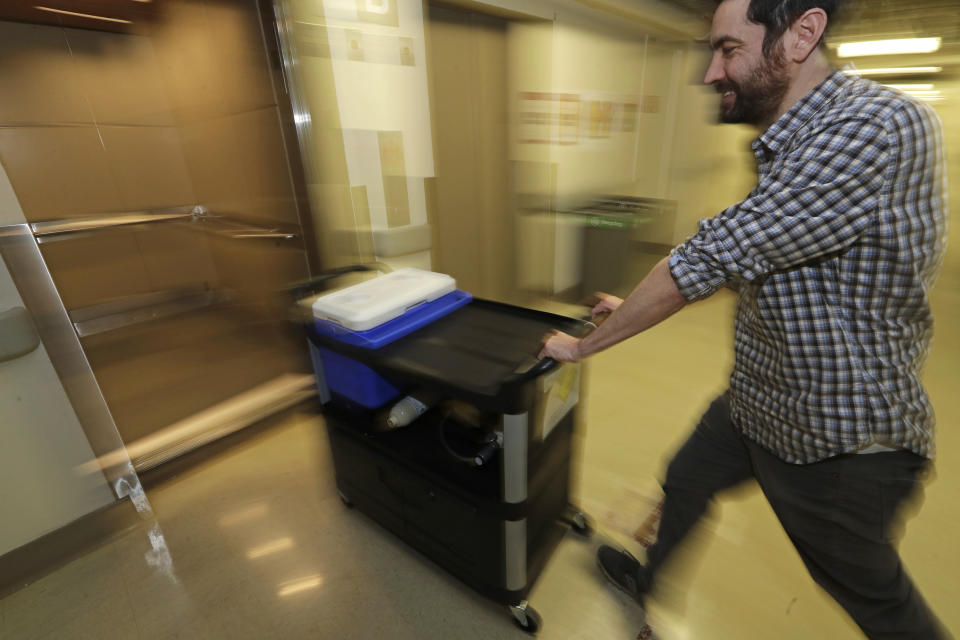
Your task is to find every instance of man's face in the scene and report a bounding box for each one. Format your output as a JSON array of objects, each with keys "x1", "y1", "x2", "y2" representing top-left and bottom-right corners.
[{"x1": 704, "y1": 0, "x2": 790, "y2": 126}]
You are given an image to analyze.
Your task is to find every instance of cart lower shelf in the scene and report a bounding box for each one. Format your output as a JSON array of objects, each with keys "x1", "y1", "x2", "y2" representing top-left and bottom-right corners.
[{"x1": 324, "y1": 406, "x2": 590, "y2": 634}]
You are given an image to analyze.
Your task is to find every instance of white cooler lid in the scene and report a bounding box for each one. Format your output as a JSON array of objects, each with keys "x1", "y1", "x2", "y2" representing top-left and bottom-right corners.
[{"x1": 312, "y1": 268, "x2": 457, "y2": 332}]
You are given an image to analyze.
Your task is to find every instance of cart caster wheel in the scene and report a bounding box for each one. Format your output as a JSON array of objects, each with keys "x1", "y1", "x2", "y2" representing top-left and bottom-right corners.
[
  {"x1": 509, "y1": 601, "x2": 542, "y2": 634},
  {"x1": 338, "y1": 490, "x2": 354, "y2": 508},
  {"x1": 564, "y1": 509, "x2": 594, "y2": 537}
]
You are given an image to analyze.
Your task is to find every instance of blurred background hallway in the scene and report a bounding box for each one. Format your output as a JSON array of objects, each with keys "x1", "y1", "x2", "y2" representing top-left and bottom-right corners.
[{"x1": 1, "y1": 0, "x2": 957, "y2": 637}]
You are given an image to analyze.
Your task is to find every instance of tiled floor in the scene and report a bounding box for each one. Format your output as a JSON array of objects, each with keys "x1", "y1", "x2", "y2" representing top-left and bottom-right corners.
[{"x1": 2, "y1": 276, "x2": 958, "y2": 639}]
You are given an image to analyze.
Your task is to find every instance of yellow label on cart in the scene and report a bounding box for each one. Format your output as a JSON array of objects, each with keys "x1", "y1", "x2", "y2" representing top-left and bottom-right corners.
[
  {"x1": 539, "y1": 363, "x2": 581, "y2": 440},
  {"x1": 555, "y1": 364, "x2": 577, "y2": 402}
]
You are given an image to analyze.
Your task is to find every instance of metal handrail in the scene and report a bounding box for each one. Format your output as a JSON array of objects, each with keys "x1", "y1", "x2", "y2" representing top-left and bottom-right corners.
[
  {"x1": 68, "y1": 286, "x2": 236, "y2": 338},
  {"x1": 29, "y1": 205, "x2": 300, "y2": 243},
  {"x1": 30, "y1": 205, "x2": 204, "y2": 240}
]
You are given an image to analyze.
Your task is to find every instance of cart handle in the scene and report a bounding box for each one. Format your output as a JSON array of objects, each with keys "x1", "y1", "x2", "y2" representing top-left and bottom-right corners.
[
  {"x1": 511, "y1": 356, "x2": 558, "y2": 383},
  {"x1": 508, "y1": 310, "x2": 596, "y2": 383}
]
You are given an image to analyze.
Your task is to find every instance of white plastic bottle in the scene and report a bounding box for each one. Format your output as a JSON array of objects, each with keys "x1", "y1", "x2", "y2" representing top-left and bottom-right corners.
[{"x1": 386, "y1": 395, "x2": 430, "y2": 428}]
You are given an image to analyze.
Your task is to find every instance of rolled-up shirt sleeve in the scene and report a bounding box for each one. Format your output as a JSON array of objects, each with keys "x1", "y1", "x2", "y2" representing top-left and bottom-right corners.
[{"x1": 669, "y1": 117, "x2": 891, "y2": 302}]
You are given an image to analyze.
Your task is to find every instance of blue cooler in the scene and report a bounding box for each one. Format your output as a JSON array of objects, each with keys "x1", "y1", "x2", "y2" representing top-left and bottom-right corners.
[{"x1": 308, "y1": 269, "x2": 472, "y2": 409}]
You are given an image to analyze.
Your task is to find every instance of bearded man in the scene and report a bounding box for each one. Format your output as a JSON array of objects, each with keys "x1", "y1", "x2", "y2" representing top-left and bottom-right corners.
[{"x1": 539, "y1": 0, "x2": 950, "y2": 637}]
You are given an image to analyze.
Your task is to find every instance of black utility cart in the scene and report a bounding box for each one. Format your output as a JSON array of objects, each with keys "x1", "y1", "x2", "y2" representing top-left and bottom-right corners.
[{"x1": 301, "y1": 270, "x2": 592, "y2": 634}]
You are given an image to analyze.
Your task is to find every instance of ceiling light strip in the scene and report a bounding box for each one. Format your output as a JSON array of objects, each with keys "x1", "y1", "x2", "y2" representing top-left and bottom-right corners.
[
  {"x1": 837, "y1": 37, "x2": 941, "y2": 58},
  {"x1": 884, "y1": 84, "x2": 935, "y2": 91},
  {"x1": 844, "y1": 66, "x2": 943, "y2": 77}
]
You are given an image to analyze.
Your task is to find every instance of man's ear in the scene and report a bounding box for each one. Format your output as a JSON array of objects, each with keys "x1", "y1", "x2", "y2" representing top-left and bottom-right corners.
[{"x1": 787, "y1": 8, "x2": 828, "y2": 63}]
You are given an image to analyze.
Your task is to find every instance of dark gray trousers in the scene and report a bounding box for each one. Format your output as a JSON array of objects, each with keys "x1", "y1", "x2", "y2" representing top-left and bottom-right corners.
[{"x1": 645, "y1": 394, "x2": 949, "y2": 639}]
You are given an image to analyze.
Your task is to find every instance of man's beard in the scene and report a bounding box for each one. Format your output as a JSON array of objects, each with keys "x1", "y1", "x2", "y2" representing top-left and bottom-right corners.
[{"x1": 717, "y1": 45, "x2": 790, "y2": 126}]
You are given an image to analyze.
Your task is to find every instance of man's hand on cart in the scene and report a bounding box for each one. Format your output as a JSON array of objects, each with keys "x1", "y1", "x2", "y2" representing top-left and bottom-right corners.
[
  {"x1": 543, "y1": 259, "x2": 687, "y2": 364},
  {"x1": 539, "y1": 291, "x2": 623, "y2": 362},
  {"x1": 587, "y1": 292, "x2": 623, "y2": 325},
  {"x1": 539, "y1": 330, "x2": 583, "y2": 362}
]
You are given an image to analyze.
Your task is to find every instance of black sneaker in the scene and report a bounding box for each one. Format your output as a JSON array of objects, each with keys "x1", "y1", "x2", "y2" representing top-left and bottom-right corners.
[{"x1": 596, "y1": 545, "x2": 649, "y2": 603}]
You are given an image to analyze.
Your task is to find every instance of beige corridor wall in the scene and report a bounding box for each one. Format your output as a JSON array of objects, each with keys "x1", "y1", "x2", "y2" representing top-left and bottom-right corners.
[
  {"x1": 666, "y1": 43, "x2": 758, "y2": 245},
  {"x1": 509, "y1": 16, "x2": 692, "y2": 293}
]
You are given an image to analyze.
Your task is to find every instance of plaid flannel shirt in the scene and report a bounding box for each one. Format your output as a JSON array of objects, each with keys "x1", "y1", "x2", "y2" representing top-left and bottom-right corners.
[{"x1": 669, "y1": 69, "x2": 949, "y2": 464}]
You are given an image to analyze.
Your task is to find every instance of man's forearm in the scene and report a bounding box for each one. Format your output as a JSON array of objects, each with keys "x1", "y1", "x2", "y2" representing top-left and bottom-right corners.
[{"x1": 578, "y1": 257, "x2": 688, "y2": 358}]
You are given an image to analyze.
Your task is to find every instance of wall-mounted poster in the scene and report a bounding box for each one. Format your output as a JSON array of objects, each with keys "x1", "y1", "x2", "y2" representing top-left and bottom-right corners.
[
  {"x1": 518, "y1": 92, "x2": 580, "y2": 145},
  {"x1": 518, "y1": 91, "x2": 639, "y2": 148}
]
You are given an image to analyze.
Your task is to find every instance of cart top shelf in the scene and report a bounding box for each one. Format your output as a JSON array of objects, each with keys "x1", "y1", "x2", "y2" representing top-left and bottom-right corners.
[{"x1": 308, "y1": 299, "x2": 587, "y2": 413}]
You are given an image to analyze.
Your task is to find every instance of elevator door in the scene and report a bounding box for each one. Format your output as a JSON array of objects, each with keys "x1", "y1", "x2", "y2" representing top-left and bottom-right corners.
[{"x1": 427, "y1": 5, "x2": 513, "y2": 301}]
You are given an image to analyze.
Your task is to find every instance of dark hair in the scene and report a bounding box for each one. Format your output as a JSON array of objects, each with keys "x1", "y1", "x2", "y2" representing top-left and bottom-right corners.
[{"x1": 719, "y1": 1, "x2": 841, "y2": 55}]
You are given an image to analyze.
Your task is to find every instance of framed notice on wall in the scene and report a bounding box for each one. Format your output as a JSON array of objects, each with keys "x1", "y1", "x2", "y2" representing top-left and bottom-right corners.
[
  {"x1": 518, "y1": 91, "x2": 639, "y2": 148},
  {"x1": 518, "y1": 92, "x2": 582, "y2": 145}
]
